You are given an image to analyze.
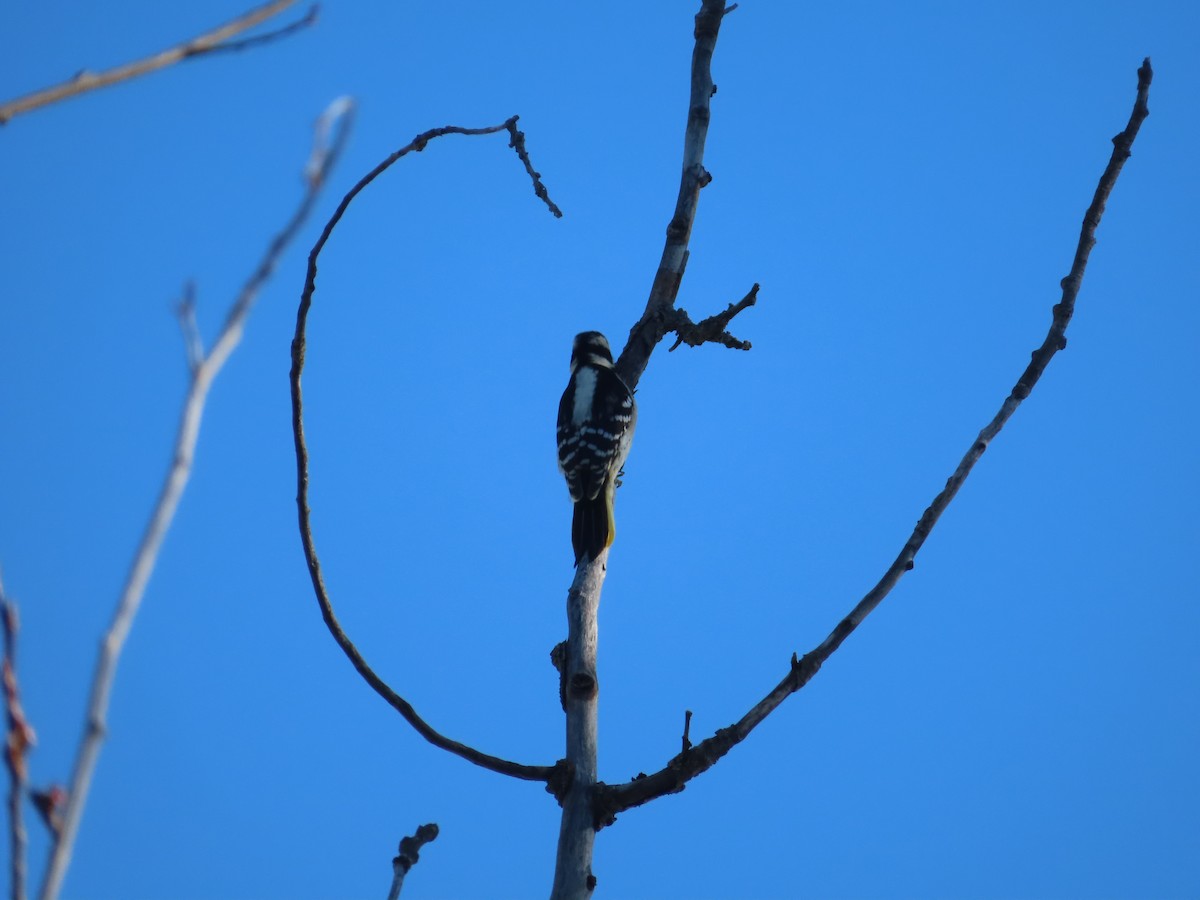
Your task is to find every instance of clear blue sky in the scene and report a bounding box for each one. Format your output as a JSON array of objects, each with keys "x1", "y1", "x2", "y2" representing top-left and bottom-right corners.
[{"x1": 2, "y1": 2, "x2": 1197, "y2": 898}]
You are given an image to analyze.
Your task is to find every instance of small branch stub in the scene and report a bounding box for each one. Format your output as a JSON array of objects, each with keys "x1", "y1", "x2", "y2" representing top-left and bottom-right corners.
[
  {"x1": 291, "y1": 115, "x2": 560, "y2": 784},
  {"x1": 0, "y1": 0, "x2": 317, "y2": 125},
  {"x1": 668, "y1": 283, "x2": 758, "y2": 351},
  {"x1": 387, "y1": 823, "x2": 439, "y2": 900}
]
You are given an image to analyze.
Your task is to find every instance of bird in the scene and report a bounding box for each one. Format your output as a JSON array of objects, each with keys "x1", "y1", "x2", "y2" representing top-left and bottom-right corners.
[{"x1": 556, "y1": 331, "x2": 637, "y2": 566}]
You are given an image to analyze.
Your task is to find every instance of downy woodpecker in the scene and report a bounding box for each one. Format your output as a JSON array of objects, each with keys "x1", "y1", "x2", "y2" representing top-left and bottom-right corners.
[{"x1": 556, "y1": 332, "x2": 637, "y2": 566}]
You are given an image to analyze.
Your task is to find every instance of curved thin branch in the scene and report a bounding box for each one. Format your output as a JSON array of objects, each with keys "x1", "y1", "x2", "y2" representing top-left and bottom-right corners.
[
  {"x1": 289, "y1": 118, "x2": 560, "y2": 783},
  {"x1": 37, "y1": 97, "x2": 355, "y2": 900},
  {"x1": 0, "y1": 0, "x2": 316, "y2": 125},
  {"x1": 614, "y1": 0, "x2": 749, "y2": 392},
  {"x1": 595, "y1": 57, "x2": 1154, "y2": 827}
]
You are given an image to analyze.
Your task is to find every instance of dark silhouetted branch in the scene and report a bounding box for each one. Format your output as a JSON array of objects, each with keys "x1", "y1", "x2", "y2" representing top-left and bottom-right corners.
[
  {"x1": 289, "y1": 117, "x2": 561, "y2": 784},
  {"x1": 386, "y1": 823, "x2": 439, "y2": 900},
  {"x1": 37, "y1": 97, "x2": 355, "y2": 900},
  {"x1": 508, "y1": 121, "x2": 564, "y2": 218},
  {"x1": 0, "y1": 0, "x2": 316, "y2": 125},
  {"x1": 594, "y1": 57, "x2": 1153, "y2": 828},
  {"x1": 668, "y1": 283, "x2": 758, "y2": 351},
  {"x1": 615, "y1": 0, "x2": 751, "y2": 391}
]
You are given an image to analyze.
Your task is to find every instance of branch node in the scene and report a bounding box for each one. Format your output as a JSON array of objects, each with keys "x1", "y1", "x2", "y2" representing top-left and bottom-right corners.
[
  {"x1": 681, "y1": 709, "x2": 693, "y2": 753},
  {"x1": 547, "y1": 759, "x2": 574, "y2": 804},
  {"x1": 31, "y1": 785, "x2": 65, "y2": 838},
  {"x1": 668, "y1": 282, "x2": 759, "y2": 352},
  {"x1": 569, "y1": 672, "x2": 597, "y2": 699},
  {"x1": 394, "y1": 822, "x2": 439, "y2": 874},
  {"x1": 0, "y1": 0, "x2": 316, "y2": 125},
  {"x1": 176, "y1": 281, "x2": 204, "y2": 373}
]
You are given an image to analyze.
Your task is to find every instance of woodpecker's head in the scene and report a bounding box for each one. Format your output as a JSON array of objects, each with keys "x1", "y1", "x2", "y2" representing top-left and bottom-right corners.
[{"x1": 570, "y1": 331, "x2": 614, "y2": 371}]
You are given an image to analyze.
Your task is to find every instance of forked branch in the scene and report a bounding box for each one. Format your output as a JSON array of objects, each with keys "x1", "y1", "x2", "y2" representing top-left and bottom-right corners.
[
  {"x1": 37, "y1": 97, "x2": 355, "y2": 900},
  {"x1": 615, "y1": 0, "x2": 753, "y2": 391},
  {"x1": 0, "y1": 1, "x2": 317, "y2": 125},
  {"x1": 289, "y1": 117, "x2": 561, "y2": 783},
  {"x1": 594, "y1": 57, "x2": 1154, "y2": 827}
]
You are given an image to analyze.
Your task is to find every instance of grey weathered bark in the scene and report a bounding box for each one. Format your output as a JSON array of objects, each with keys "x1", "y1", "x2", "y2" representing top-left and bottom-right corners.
[
  {"x1": 0, "y1": 0, "x2": 315, "y2": 125},
  {"x1": 548, "y1": 558, "x2": 606, "y2": 899}
]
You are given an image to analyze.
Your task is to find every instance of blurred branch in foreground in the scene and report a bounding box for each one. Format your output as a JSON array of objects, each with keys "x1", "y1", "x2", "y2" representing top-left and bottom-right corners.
[
  {"x1": 0, "y1": 0, "x2": 318, "y2": 125},
  {"x1": 36, "y1": 96, "x2": 355, "y2": 900}
]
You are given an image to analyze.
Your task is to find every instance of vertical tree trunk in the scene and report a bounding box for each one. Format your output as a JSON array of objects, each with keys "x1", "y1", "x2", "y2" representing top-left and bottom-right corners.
[{"x1": 549, "y1": 557, "x2": 606, "y2": 900}]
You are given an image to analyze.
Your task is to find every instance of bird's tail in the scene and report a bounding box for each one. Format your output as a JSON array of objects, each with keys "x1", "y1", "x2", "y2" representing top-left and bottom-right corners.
[{"x1": 572, "y1": 490, "x2": 615, "y2": 566}]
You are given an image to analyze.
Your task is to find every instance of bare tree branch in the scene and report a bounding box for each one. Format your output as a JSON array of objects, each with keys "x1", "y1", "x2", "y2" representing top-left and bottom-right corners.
[
  {"x1": 668, "y1": 283, "x2": 758, "y2": 351},
  {"x1": 508, "y1": 121, "x2": 564, "y2": 218},
  {"x1": 28, "y1": 788, "x2": 63, "y2": 842},
  {"x1": 36, "y1": 97, "x2": 355, "y2": 900},
  {"x1": 550, "y1": 6, "x2": 737, "y2": 896},
  {"x1": 386, "y1": 822, "x2": 439, "y2": 900},
  {"x1": 0, "y1": 0, "x2": 316, "y2": 125},
  {"x1": 615, "y1": 0, "x2": 749, "y2": 392},
  {"x1": 594, "y1": 57, "x2": 1154, "y2": 826},
  {"x1": 549, "y1": 560, "x2": 606, "y2": 900},
  {"x1": 289, "y1": 116, "x2": 561, "y2": 784},
  {"x1": 2, "y1": 580, "x2": 34, "y2": 900}
]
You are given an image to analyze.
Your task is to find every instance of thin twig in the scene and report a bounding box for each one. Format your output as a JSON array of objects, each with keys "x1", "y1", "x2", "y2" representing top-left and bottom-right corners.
[
  {"x1": 204, "y1": 4, "x2": 318, "y2": 57},
  {"x1": 614, "y1": 0, "x2": 747, "y2": 391},
  {"x1": 2, "y1": 578, "x2": 34, "y2": 900},
  {"x1": 37, "y1": 97, "x2": 356, "y2": 900},
  {"x1": 594, "y1": 57, "x2": 1154, "y2": 827},
  {"x1": 28, "y1": 788, "x2": 63, "y2": 841},
  {"x1": 290, "y1": 117, "x2": 560, "y2": 783},
  {"x1": 386, "y1": 823, "x2": 439, "y2": 900},
  {"x1": 176, "y1": 281, "x2": 203, "y2": 374},
  {"x1": 0, "y1": 0, "x2": 314, "y2": 125},
  {"x1": 506, "y1": 120, "x2": 563, "y2": 218},
  {"x1": 668, "y1": 283, "x2": 758, "y2": 351}
]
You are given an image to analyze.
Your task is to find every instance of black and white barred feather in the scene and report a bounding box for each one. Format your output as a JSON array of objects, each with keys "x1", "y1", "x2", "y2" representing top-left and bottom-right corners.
[{"x1": 556, "y1": 332, "x2": 637, "y2": 566}]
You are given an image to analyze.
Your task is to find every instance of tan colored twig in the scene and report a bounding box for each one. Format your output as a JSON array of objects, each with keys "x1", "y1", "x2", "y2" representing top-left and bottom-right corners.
[
  {"x1": 595, "y1": 58, "x2": 1154, "y2": 827},
  {"x1": 36, "y1": 96, "x2": 355, "y2": 900},
  {"x1": 0, "y1": 0, "x2": 316, "y2": 125},
  {"x1": 386, "y1": 823, "x2": 439, "y2": 900}
]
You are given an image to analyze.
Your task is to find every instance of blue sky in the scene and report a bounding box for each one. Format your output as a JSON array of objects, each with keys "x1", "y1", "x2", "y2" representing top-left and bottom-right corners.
[{"x1": 1, "y1": 2, "x2": 1198, "y2": 898}]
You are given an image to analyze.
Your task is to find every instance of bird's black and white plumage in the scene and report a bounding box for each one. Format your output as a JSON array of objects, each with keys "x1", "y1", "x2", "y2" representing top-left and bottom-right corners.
[{"x1": 557, "y1": 331, "x2": 637, "y2": 566}]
